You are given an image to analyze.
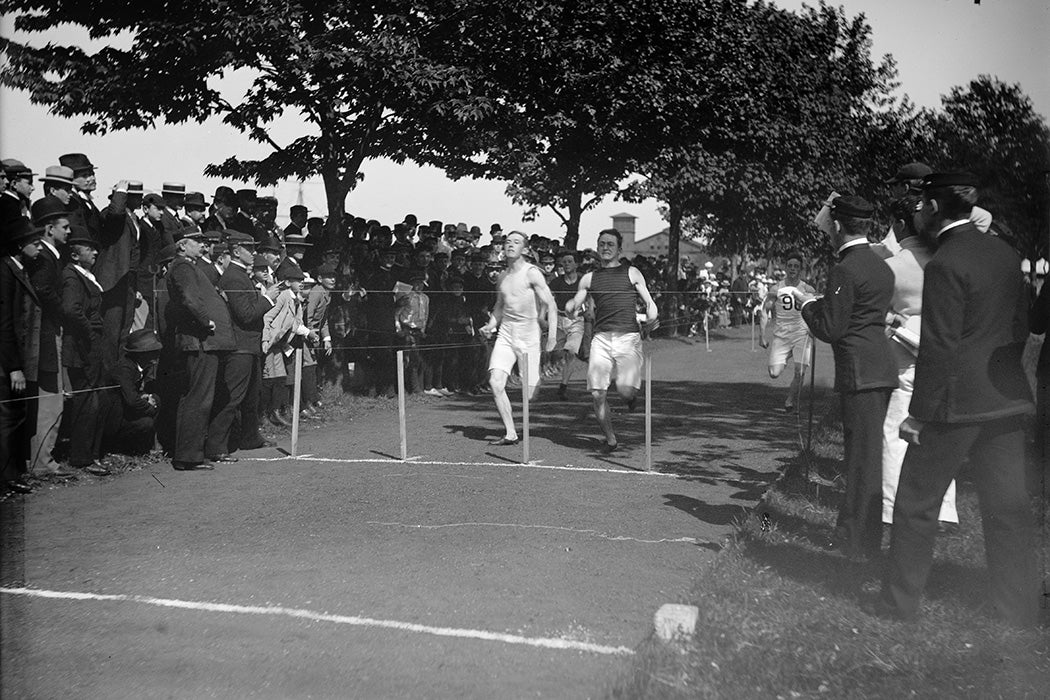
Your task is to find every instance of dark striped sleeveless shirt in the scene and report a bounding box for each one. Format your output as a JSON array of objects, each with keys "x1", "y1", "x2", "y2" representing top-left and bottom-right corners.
[{"x1": 591, "y1": 263, "x2": 638, "y2": 333}]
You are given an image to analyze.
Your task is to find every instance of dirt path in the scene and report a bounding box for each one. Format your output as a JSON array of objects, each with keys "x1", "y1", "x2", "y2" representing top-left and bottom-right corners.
[{"x1": 1, "y1": 329, "x2": 833, "y2": 699}]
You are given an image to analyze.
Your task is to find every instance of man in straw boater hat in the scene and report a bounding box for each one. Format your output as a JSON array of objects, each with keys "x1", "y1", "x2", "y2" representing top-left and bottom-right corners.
[
  {"x1": 37, "y1": 165, "x2": 76, "y2": 209},
  {"x1": 26, "y1": 196, "x2": 77, "y2": 478},
  {"x1": 165, "y1": 229, "x2": 235, "y2": 470},
  {"x1": 873, "y1": 172, "x2": 1038, "y2": 627},
  {"x1": 478, "y1": 230, "x2": 558, "y2": 445},
  {"x1": 58, "y1": 152, "x2": 101, "y2": 240},
  {"x1": 791, "y1": 194, "x2": 898, "y2": 561},
  {"x1": 564, "y1": 228, "x2": 658, "y2": 454},
  {"x1": 96, "y1": 179, "x2": 145, "y2": 369},
  {"x1": 159, "y1": 181, "x2": 191, "y2": 241},
  {"x1": 1, "y1": 218, "x2": 44, "y2": 493}
]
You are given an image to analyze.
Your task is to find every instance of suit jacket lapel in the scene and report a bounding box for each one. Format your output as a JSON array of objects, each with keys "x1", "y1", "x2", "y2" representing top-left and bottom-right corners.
[{"x1": 5, "y1": 257, "x2": 40, "y2": 304}]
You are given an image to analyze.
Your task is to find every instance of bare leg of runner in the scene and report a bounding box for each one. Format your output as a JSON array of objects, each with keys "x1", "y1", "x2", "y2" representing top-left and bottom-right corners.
[
  {"x1": 592, "y1": 389, "x2": 617, "y2": 450},
  {"x1": 489, "y1": 369, "x2": 518, "y2": 441},
  {"x1": 785, "y1": 363, "x2": 805, "y2": 411}
]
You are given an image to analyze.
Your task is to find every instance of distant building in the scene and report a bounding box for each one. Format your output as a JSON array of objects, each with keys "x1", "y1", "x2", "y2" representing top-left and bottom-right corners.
[{"x1": 630, "y1": 228, "x2": 710, "y2": 266}]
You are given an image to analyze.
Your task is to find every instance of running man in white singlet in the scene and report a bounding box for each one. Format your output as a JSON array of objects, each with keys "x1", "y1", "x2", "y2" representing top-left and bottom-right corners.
[
  {"x1": 479, "y1": 231, "x2": 558, "y2": 445},
  {"x1": 759, "y1": 251, "x2": 815, "y2": 412}
]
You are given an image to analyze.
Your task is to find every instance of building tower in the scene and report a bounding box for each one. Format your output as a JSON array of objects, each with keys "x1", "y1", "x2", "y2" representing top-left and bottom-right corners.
[{"x1": 611, "y1": 212, "x2": 637, "y2": 256}]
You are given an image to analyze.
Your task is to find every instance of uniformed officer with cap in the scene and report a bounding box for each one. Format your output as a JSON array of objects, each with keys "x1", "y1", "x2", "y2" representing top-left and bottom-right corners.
[
  {"x1": 876, "y1": 172, "x2": 1038, "y2": 627},
  {"x1": 794, "y1": 194, "x2": 898, "y2": 561}
]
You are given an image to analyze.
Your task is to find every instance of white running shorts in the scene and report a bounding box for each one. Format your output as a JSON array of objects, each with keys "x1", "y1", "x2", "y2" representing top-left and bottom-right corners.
[
  {"x1": 587, "y1": 331, "x2": 642, "y2": 391},
  {"x1": 489, "y1": 321, "x2": 542, "y2": 389}
]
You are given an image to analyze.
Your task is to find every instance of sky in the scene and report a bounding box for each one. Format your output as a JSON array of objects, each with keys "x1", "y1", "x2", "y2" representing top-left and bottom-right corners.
[{"x1": 2, "y1": 0, "x2": 1048, "y2": 249}]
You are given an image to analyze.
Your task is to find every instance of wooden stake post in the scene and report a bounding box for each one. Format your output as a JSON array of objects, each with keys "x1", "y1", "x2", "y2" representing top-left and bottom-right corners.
[
  {"x1": 521, "y1": 353, "x2": 530, "y2": 464},
  {"x1": 290, "y1": 347, "x2": 303, "y2": 457},
  {"x1": 397, "y1": 350, "x2": 407, "y2": 461},
  {"x1": 645, "y1": 355, "x2": 653, "y2": 472}
]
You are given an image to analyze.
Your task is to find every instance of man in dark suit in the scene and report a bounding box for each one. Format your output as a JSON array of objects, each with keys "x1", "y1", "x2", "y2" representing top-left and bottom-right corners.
[
  {"x1": 1, "y1": 159, "x2": 34, "y2": 227},
  {"x1": 159, "y1": 182, "x2": 191, "y2": 241},
  {"x1": 138, "y1": 192, "x2": 172, "y2": 331},
  {"x1": 231, "y1": 189, "x2": 259, "y2": 240},
  {"x1": 876, "y1": 172, "x2": 1037, "y2": 626},
  {"x1": 1, "y1": 220, "x2": 43, "y2": 494},
  {"x1": 795, "y1": 195, "x2": 898, "y2": 560},
  {"x1": 60, "y1": 236, "x2": 108, "y2": 474},
  {"x1": 58, "y1": 153, "x2": 101, "y2": 240},
  {"x1": 208, "y1": 232, "x2": 275, "y2": 459},
  {"x1": 182, "y1": 192, "x2": 207, "y2": 234},
  {"x1": 96, "y1": 180, "x2": 144, "y2": 370},
  {"x1": 97, "y1": 329, "x2": 162, "y2": 457},
  {"x1": 283, "y1": 205, "x2": 309, "y2": 242},
  {"x1": 204, "y1": 187, "x2": 238, "y2": 232},
  {"x1": 165, "y1": 230, "x2": 236, "y2": 470},
  {"x1": 26, "y1": 197, "x2": 77, "y2": 478}
]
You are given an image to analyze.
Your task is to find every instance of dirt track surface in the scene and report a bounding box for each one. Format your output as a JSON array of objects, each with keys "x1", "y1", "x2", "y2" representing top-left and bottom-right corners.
[{"x1": 1, "y1": 329, "x2": 832, "y2": 699}]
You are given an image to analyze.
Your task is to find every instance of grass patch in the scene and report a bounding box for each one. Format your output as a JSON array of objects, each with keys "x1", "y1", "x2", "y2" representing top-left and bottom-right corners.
[{"x1": 607, "y1": 402, "x2": 1050, "y2": 699}]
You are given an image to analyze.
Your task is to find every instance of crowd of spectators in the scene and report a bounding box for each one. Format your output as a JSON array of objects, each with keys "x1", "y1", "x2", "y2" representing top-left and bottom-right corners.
[{"x1": 4, "y1": 154, "x2": 757, "y2": 489}]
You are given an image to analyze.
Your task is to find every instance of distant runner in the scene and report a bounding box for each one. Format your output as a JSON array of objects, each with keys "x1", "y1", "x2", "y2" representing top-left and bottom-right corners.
[{"x1": 759, "y1": 251, "x2": 815, "y2": 412}]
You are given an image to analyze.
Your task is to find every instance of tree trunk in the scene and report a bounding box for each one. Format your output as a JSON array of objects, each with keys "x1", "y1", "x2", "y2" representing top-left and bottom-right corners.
[
  {"x1": 320, "y1": 167, "x2": 351, "y2": 236},
  {"x1": 662, "y1": 200, "x2": 683, "y2": 336},
  {"x1": 563, "y1": 191, "x2": 583, "y2": 251}
]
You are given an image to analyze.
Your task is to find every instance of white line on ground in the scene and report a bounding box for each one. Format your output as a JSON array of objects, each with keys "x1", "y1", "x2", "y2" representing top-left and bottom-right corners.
[
  {"x1": 367, "y1": 520, "x2": 702, "y2": 545},
  {"x1": 0, "y1": 587, "x2": 634, "y2": 656},
  {"x1": 243, "y1": 455, "x2": 679, "y2": 478}
]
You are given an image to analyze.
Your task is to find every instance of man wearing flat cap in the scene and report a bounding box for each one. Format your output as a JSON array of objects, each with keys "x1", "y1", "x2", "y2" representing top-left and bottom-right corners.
[
  {"x1": 794, "y1": 194, "x2": 898, "y2": 561},
  {"x1": 210, "y1": 231, "x2": 275, "y2": 458},
  {"x1": 876, "y1": 172, "x2": 1038, "y2": 627},
  {"x1": 58, "y1": 153, "x2": 101, "y2": 240},
  {"x1": 1, "y1": 159, "x2": 34, "y2": 226},
  {"x1": 165, "y1": 229, "x2": 235, "y2": 470}
]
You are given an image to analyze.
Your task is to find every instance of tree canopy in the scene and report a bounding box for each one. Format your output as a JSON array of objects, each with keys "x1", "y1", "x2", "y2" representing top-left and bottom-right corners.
[{"x1": 0, "y1": 0, "x2": 497, "y2": 225}]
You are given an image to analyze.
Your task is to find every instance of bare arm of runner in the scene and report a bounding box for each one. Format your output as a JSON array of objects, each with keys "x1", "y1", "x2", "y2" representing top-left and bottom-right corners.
[
  {"x1": 759, "y1": 290, "x2": 775, "y2": 348},
  {"x1": 629, "y1": 266, "x2": 658, "y2": 328},
  {"x1": 479, "y1": 271, "x2": 506, "y2": 339},
  {"x1": 563, "y1": 271, "x2": 592, "y2": 318},
  {"x1": 528, "y1": 266, "x2": 560, "y2": 352}
]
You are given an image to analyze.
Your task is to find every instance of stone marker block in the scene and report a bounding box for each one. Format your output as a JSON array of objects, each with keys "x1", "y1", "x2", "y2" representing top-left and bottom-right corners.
[{"x1": 654, "y1": 603, "x2": 699, "y2": 641}]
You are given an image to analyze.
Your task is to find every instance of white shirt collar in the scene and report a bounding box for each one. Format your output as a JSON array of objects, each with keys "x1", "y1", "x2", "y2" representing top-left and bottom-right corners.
[
  {"x1": 42, "y1": 239, "x2": 61, "y2": 259},
  {"x1": 936, "y1": 219, "x2": 969, "y2": 239},
  {"x1": 73, "y1": 264, "x2": 103, "y2": 292},
  {"x1": 836, "y1": 238, "x2": 868, "y2": 254}
]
